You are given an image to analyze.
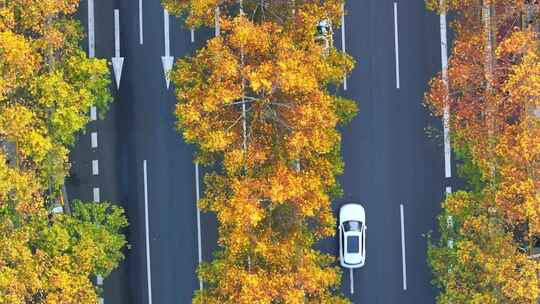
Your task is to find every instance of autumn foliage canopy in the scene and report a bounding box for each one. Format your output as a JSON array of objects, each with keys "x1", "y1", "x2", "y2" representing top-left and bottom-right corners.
[
  {"x1": 426, "y1": 0, "x2": 540, "y2": 303},
  {"x1": 165, "y1": 0, "x2": 357, "y2": 302},
  {"x1": 0, "y1": 0, "x2": 128, "y2": 302}
]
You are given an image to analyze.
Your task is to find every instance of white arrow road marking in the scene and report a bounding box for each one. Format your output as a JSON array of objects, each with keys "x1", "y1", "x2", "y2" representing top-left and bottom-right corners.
[
  {"x1": 400, "y1": 204, "x2": 407, "y2": 291},
  {"x1": 195, "y1": 163, "x2": 203, "y2": 291},
  {"x1": 112, "y1": 9, "x2": 124, "y2": 89},
  {"x1": 143, "y1": 160, "x2": 153, "y2": 304},
  {"x1": 162, "y1": 9, "x2": 174, "y2": 89},
  {"x1": 88, "y1": 0, "x2": 95, "y2": 58},
  {"x1": 440, "y1": 0, "x2": 452, "y2": 178}
]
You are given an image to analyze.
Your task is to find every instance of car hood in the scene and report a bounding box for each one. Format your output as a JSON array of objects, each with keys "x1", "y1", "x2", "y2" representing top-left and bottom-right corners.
[{"x1": 339, "y1": 203, "x2": 365, "y2": 223}]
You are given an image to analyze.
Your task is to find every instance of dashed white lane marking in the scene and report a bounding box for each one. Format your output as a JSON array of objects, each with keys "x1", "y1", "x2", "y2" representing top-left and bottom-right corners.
[
  {"x1": 90, "y1": 106, "x2": 97, "y2": 121},
  {"x1": 99, "y1": 298, "x2": 104, "y2": 304},
  {"x1": 92, "y1": 159, "x2": 99, "y2": 175},
  {"x1": 91, "y1": 132, "x2": 98, "y2": 148},
  {"x1": 88, "y1": 0, "x2": 95, "y2": 58},
  {"x1": 143, "y1": 160, "x2": 153, "y2": 304},
  {"x1": 440, "y1": 1, "x2": 452, "y2": 178},
  {"x1": 191, "y1": 28, "x2": 195, "y2": 43},
  {"x1": 195, "y1": 162, "x2": 204, "y2": 291},
  {"x1": 97, "y1": 275, "x2": 103, "y2": 285},
  {"x1": 341, "y1": 3, "x2": 347, "y2": 91},
  {"x1": 93, "y1": 187, "x2": 100, "y2": 202},
  {"x1": 393, "y1": 2, "x2": 401, "y2": 89},
  {"x1": 446, "y1": 186, "x2": 452, "y2": 194},
  {"x1": 400, "y1": 203, "x2": 407, "y2": 291}
]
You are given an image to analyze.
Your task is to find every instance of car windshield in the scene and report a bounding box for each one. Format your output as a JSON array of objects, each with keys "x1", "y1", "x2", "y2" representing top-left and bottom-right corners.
[
  {"x1": 344, "y1": 220, "x2": 362, "y2": 232},
  {"x1": 346, "y1": 235, "x2": 360, "y2": 253}
]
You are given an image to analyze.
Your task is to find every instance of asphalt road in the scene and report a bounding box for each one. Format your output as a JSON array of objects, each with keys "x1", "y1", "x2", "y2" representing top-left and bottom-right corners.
[
  {"x1": 319, "y1": 0, "x2": 445, "y2": 302},
  {"x1": 67, "y1": 0, "x2": 447, "y2": 303},
  {"x1": 69, "y1": 0, "x2": 217, "y2": 303}
]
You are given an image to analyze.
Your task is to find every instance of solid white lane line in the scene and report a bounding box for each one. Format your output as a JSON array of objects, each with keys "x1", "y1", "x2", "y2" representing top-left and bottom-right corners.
[
  {"x1": 195, "y1": 163, "x2": 204, "y2": 291},
  {"x1": 91, "y1": 132, "x2": 98, "y2": 148},
  {"x1": 143, "y1": 160, "x2": 153, "y2": 304},
  {"x1": 90, "y1": 106, "x2": 97, "y2": 121},
  {"x1": 112, "y1": 9, "x2": 124, "y2": 89},
  {"x1": 393, "y1": 2, "x2": 400, "y2": 89},
  {"x1": 400, "y1": 204, "x2": 407, "y2": 291},
  {"x1": 93, "y1": 187, "x2": 100, "y2": 202},
  {"x1": 341, "y1": 3, "x2": 347, "y2": 91},
  {"x1": 88, "y1": 0, "x2": 95, "y2": 58},
  {"x1": 139, "y1": 0, "x2": 143, "y2": 44},
  {"x1": 92, "y1": 160, "x2": 99, "y2": 175},
  {"x1": 349, "y1": 268, "x2": 354, "y2": 294},
  {"x1": 440, "y1": 1, "x2": 452, "y2": 178}
]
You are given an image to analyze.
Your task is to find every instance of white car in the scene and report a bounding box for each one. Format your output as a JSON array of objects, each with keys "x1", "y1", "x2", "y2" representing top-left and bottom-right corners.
[
  {"x1": 315, "y1": 19, "x2": 333, "y2": 55},
  {"x1": 51, "y1": 202, "x2": 64, "y2": 215},
  {"x1": 339, "y1": 203, "x2": 366, "y2": 268}
]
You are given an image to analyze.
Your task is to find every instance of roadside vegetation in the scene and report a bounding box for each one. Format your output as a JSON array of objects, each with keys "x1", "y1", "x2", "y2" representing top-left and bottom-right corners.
[
  {"x1": 425, "y1": 1, "x2": 540, "y2": 303},
  {"x1": 163, "y1": 0, "x2": 357, "y2": 302},
  {"x1": 0, "y1": 1, "x2": 128, "y2": 303}
]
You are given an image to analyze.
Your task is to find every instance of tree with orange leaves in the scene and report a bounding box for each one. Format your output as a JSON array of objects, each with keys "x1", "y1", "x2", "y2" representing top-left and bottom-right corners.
[
  {"x1": 172, "y1": 16, "x2": 354, "y2": 173},
  {"x1": 426, "y1": 1, "x2": 540, "y2": 302},
  {"x1": 167, "y1": 0, "x2": 356, "y2": 301}
]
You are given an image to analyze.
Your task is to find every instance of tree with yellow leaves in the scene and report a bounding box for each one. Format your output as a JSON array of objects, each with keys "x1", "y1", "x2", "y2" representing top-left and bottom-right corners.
[
  {"x1": 167, "y1": 0, "x2": 356, "y2": 301},
  {"x1": 194, "y1": 170, "x2": 348, "y2": 303},
  {"x1": 426, "y1": 1, "x2": 540, "y2": 302},
  {"x1": 0, "y1": 0, "x2": 128, "y2": 302},
  {"x1": 163, "y1": 0, "x2": 345, "y2": 30},
  {"x1": 172, "y1": 16, "x2": 354, "y2": 172},
  {"x1": 0, "y1": 0, "x2": 113, "y2": 190},
  {"x1": 0, "y1": 199, "x2": 128, "y2": 304},
  {"x1": 429, "y1": 191, "x2": 540, "y2": 304}
]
